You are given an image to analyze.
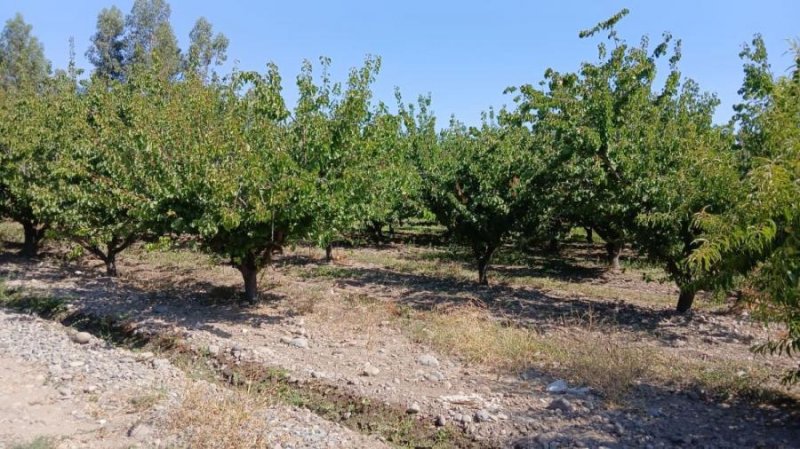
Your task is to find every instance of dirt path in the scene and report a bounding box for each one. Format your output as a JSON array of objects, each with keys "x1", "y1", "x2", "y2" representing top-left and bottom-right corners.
[
  {"x1": 0, "y1": 355, "x2": 102, "y2": 448},
  {"x1": 0, "y1": 305, "x2": 388, "y2": 449},
  {"x1": 2, "y1": 251, "x2": 799, "y2": 448}
]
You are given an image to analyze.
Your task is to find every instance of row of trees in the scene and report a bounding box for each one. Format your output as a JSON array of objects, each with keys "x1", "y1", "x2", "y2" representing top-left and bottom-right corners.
[{"x1": 0, "y1": 4, "x2": 798, "y2": 374}]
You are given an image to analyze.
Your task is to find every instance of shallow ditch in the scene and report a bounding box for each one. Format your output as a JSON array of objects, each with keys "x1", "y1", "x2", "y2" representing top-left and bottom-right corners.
[{"x1": 2, "y1": 294, "x2": 496, "y2": 449}]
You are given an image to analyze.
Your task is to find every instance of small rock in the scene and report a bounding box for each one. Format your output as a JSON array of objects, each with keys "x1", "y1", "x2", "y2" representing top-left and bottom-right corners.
[
  {"x1": 547, "y1": 398, "x2": 573, "y2": 413},
  {"x1": 135, "y1": 352, "x2": 155, "y2": 362},
  {"x1": 207, "y1": 345, "x2": 220, "y2": 356},
  {"x1": 151, "y1": 358, "x2": 171, "y2": 371},
  {"x1": 417, "y1": 354, "x2": 440, "y2": 367},
  {"x1": 435, "y1": 415, "x2": 447, "y2": 427},
  {"x1": 546, "y1": 379, "x2": 568, "y2": 394},
  {"x1": 71, "y1": 332, "x2": 92, "y2": 345},
  {"x1": 281, "y1": 336, "x2": 309, "y2": 349},
  {"x1": 69, "y1": 361, "x2": 84, "y2": 368},
  {"x1": 128, "y1": 423, "x2": 154, "y2": 441},
  {"x1": 58, "y1": 387, "x2": 72, "y2": 397},
  {"x1": 474, "y1": 409, "x2": 492, "y2": 422},
  {"x1": 361, "y1": 363, "x2": 380, "y2": 376},
  {"x1": 424, "y1": 371, "x2": 445, "y2": 382},
  {"x1": 406, "y1": 402, "x2": 421, "y2": 414},
  {"x1": 83, "y1": 385, "x2": 98, "y2": 393}
]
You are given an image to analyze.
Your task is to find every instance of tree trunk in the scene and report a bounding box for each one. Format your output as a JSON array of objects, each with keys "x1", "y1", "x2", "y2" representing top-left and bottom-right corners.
[
  {"x1": 475, "y1": 246, "x2": 496, "y2": 286},
  {"x1": 20, "y1": 221, "x2": 42, "y2": 257},
  {"x1": 584, "y1": 227, "x2": 594, "y2": 244},
  {"x1": 546, "y1": 237, "x2": 560, "y2": 254},
  {"x1": 676, "y1": 287, "x2": 696, "y2": 314},
  {"x1": 325, "y1": 244, "x2": 333, "y2": 262},
  {"x1": 605, "y1": 241, "x2": 622, "y2": 271},
  {"x1": 105, "y1": 252, "x2": 118, "y2": 277},
  {"x1": 238, "y1": 255, "x2": 259, "y2": 304},
  {"x1": 367, "y1": 220, "x2": 384, "y2": 244}
]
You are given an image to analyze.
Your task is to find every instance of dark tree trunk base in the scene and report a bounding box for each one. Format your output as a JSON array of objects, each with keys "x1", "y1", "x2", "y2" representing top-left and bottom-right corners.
[
  {"x1": 475, "y1": 246, "x2": 496, "y2": 286},
  {"x1": 606, "y1": 241, "x2": 622, "y2": 271},
  {"x1": 241, "y1": 266, "x2": 258, "y2": 304},
  {"x1": 20, "y1": 221, "x2": 43, "y2": 257},
  {"x1": 105, "y1": 257, "x2": 118, "y2": 277},
  {"x1": 676, "y1": 288, "x2": 696, "y2": 314},
  {"x1": 325, "y1": 244, "x2": 333, "y2": 263}
]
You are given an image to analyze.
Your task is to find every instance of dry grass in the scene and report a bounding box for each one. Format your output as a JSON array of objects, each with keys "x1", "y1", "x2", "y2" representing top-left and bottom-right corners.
[
  {"x1": 9, "y1": 437, "x2": 56, "y2": 449},
  {"x1": 127, "y1": 388, "x2": 167, "y2": 413},
  {"x1": 378, "y1": 302, "x2": 788, "y2": 403},
  {"x1": 166, "y1": 383, "x2": 271, "y2": 449},
  {"x1": 398, "y1": 304, "x2": 650, "y2": 402}
]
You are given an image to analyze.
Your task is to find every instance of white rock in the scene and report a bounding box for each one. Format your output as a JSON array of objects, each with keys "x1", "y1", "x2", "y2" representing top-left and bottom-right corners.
[
  {"x1": 439, "y1": 394, "x2": 483, "y2": 406},
  {"x1": 361, "y1": 363, "x2": 380, "y2": 376},
  {"x1": 406, "y1": 402, "x2": 421, "y2": 414},
  {"x1": 546, "y1": 379, "x2": 568, "y2": 394},
  {"x1": 280, "y1": 336, "x2": 309, "y2": 349},
  {"x1": 71, "y1": 332, "x2": 92, "y2": 344},
  {"x1": 417, "y1": 354, "x2": 440, "y2": 367}
]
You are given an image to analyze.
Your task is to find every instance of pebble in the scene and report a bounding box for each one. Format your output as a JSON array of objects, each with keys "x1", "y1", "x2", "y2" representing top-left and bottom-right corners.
[
  {"x1": 151, "y1": 358, "x2": 171, "y2": 371},
  {"x1": 546, "y1": 379, "x2": 568, "y2": 394},
  {"x1": 474, "y1": 409, "x2": 492, "y2": 422},
  {"x1": 424, "y1": 371, "x2": 445, "y2": 382},
  {"x1": 71, "y1": 332, "x2": 92, "y2": 345},
  {"x1": 435, "y1": 415, "x2": 447, "y2": 427},
  {"x1": 406, "y1": 402, "x2": 421, "y2": 414},
  {"x1": 361, "y1": 363, "x2": 380, "y2": 377},
  {"x1": 417, "y1": 354, "x2": 440, "y2": 367},
  {"x1": 547, "y1": 398, "x2": 573, "y2": 413},
  {"x1": 280, "y1": 336, "x2": 309, "y2": 349}
]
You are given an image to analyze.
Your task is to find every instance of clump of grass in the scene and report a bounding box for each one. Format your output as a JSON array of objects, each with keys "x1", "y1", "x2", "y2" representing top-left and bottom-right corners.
[
  {"x1": 0, "y1": 293, "x2": 69, "y2": 319},
  {"x1": 283, "y1": 283, "x2": 327, "y2": 315},
  {"x1": 10, "y1": 437, "x2": 56, "y2": 449},
  {"x1": 402, "y1": 305, "x2": 541, "y2": 371},
  {"x1": 128, "y1": 388, "x2": 167, "y2": 413},
  {"x1": 167, "y1": 384, "x2": 271, "y2": 449},
  {"x1": 658, "y1": 357, "x2": 781, "y2": 402},
  {"x1": 556, "y1": 337, "x2": 650, "y2": 403}
]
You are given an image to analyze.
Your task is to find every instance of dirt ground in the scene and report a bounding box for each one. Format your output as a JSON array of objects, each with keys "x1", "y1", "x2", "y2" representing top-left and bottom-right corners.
[{"x1": 1, "y1": 234, "x2": 799, "y2": 448}]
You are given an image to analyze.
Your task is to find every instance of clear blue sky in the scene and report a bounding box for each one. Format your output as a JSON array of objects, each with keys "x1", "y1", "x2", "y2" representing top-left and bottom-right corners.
[{"x1": 1, "y1": 1, "x2": 797, "y2": 125}]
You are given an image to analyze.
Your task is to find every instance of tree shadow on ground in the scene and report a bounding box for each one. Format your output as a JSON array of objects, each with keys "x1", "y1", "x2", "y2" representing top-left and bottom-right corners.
[
  {"x1": 0, "y1": 250, "x2": 290, "y2": 337},
  {"x1": 310, "y1": 264, "x2": 749, "y2": 345},
  {"x1": 503, "y1": 380, "x2": 799, "y2": 448}
]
